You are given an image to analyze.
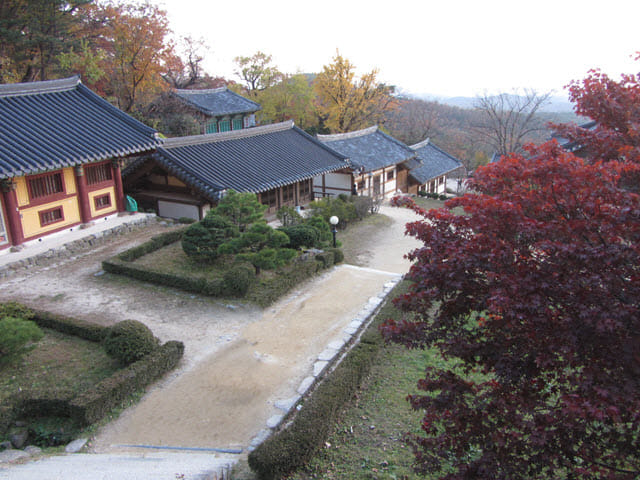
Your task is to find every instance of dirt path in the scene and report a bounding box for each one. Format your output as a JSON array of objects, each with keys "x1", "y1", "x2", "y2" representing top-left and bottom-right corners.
[{"x1": 0, "y1": 203, "x2": 422, "y2": 453}]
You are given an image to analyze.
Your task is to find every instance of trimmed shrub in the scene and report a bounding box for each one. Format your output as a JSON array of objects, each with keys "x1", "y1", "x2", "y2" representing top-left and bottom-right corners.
[
  {"x1": 327, "y1": 248, "x2": 344, "y2": 264},
  {"x1": 280, "y1": 224, "x2": 319, "y2": 249},
  {"x1": 223, "y1": 263, "x2": 255, "y2": 297},
  {"x1": 70, "y1": 340, "x2": 184, "y2": 425},
  {"x1": 0, "y1": 316, "x2": 43, "y2": 365},
  {"x1": 103, "y1": 320, "x2": 159, "y2": 365},
  {"x1": 177, "y1": 217, "x2": 197, "y2": 224},
  {"x1": 351, "y1": 195, "x2": 374, "y2": 219},
  {"x1": 31, "y1": 310, "x2": 108, "y2": 342},
  {"x1": 304, "y1": 216, "x2": 332, "y2": 243},
  {"x1": 0, "y1": 301, "x2": 35, "y2": 321},
  {"x1": 315, "y1": 251, "x2": 335, "y2": 269}
]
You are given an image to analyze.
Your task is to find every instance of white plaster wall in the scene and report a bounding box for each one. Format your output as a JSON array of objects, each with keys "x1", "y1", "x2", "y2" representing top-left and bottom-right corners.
[{"x1": 313, "y1": 173, "x2": 352, "y2": 197}]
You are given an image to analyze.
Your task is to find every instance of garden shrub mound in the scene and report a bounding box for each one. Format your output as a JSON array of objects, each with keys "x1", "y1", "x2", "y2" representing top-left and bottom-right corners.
[
  {"x1": 103, "y1": 320, "x2": 160, "y2": 365},
  {"x1": 0, "y1": 302, "x2": 184, "y2": 441},
  {"x1": 247, "y1": 281, "x2": 408, "y2": 480}
]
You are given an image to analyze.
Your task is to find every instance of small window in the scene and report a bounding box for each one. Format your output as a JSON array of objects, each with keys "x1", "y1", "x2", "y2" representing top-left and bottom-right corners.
[
  {"x1": 232, "y1": 118, "x2": 243, "y2": 130},
  {"x1": 218, "y1": 120, "x2": 231, "y2": 132},
  {"x1": 39, "y1": 206, "x2": 64, "y2": 226},
  {"x1": 94, "y1": 193, "x2": 111, "y2": 210},
  {"x1": 206, "y1": 120, "x2": 217, "y2": 134},
  {"x1": 86, "y1": 163, "x2": 113, "y2": 186},
  {"x1": 387, "y1": 170, "x2": 394, "y2": 181},
  {"x1": 261, "y1": 189, "x2": 277, "y2": 208},
  {"x1": 283, "y1": 184, "x2": 295, "y2": 203},
  {"x1": 29, "y1": 172, "x2": 64, "y2": 200},
  {"x1": 358, "y1": 180, "x2": 365, "y2": 190},
  {"x1": 300, "y1": 179, "x2": 311, "y2": 197}
]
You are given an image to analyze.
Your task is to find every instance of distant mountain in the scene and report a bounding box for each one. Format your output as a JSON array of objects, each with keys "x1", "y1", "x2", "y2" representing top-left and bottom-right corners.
[{"x1": 411, "y1": 93, "x2": 575, "y2": 114}]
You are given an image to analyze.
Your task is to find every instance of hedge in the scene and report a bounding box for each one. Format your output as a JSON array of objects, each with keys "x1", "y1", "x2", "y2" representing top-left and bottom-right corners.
[
  {"x1": 105, "y1": 239, "x2": 343, "y2": 305},
  {"x1": 116, "y1": 228, "x2": 186, "y2": 262},
  {"x1": 247, "y1": 281, "x2": 403, "y2": 480},
  {"x1": 31, "y1": 310, "x2": 109, "y2": 342},
  {"x1": 69, "y1": 340, "x2": 184, "y2": 425}
]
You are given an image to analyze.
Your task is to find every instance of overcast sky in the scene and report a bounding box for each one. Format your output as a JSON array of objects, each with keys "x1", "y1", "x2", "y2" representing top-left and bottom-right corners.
[{"x1": 159, "y1": 0, "x2": 639, "y2": 99}]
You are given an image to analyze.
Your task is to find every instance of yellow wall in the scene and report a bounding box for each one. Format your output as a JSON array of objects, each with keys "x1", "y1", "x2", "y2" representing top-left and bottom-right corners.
[
  {"x1": 15, "y1": 177, "x2": 28, "y2": 207},
  {"x1": 88, "y1": 187, "x2": 117, "y2": 218},
  {"x1": 21, "y1": 196, "x2": 81, "y2": 238},
  {"x1": 64, "y1": 168, "x2": 76, "y2": 194},
  {"x1": 15, "y1": 167, "x2": 76, "y2": 207}
]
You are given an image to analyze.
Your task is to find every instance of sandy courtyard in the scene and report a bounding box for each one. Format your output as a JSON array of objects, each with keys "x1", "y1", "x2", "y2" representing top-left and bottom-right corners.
[{"x1": 0, "y1": 204, "x2": 422, "y2": 452}]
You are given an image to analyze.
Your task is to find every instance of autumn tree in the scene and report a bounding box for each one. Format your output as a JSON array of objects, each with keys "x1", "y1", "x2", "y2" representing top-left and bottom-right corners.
[
  {"x1": 382, "y1": 66, "x2": 640, "y2": 479},
  {"x1": 233, "y1": 51, "x2": 282, "y2": 96},
  {"x1": 97, "y1": 1, "x2": 176, "y2": 112},
  {"x1": 474, "y1": 89, "x2": 551, "y2": 156},
  {"x1": 162, "y1": 36, "x2": 208, "y2": 89},
  {"x1": 256, "y1": 73, "x2": 319, "y2": 132},
  {"x1": 551, "y1": 55, "x2": 640, "y2": 165},
  {"x1": 314, "y1": 51, "x2": 396, "y2": 133}
]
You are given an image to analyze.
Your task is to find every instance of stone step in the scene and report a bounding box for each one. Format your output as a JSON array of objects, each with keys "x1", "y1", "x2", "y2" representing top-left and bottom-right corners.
[{"x1": 0, "y1": 452, "x2": 237, "y2": 480}]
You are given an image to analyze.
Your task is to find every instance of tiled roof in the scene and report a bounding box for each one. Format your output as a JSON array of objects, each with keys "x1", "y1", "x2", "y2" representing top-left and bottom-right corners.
[
  {"x1": 317, "y1": 126, "x2": 415, "y2": 173},
  {"x1": 408, "y1": 139, "x2": 463, "y2": 183},
  {"x1": 173, "y1": 87, "x2": 261, "y2": 117},
  {"x1": 0, "y1": 75, "x2": 159, "y2": 179},
  {"x1": 149, "y1": 120, "x2": 349, "y2": 199}
]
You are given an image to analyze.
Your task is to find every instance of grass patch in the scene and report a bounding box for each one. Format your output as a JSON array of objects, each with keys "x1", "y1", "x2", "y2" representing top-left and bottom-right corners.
[
  {"x1": 412, "y1": 197, "x2": 447, "y2": 210},
  {"x1": 131, "y1": 241, "x2": 228, "y2": 281},
  {"x1": 0, "y1": 328, "x2": 119, "y2": 406},
  {"x1": 287, "y1": 344, "x2": 435, "y2": 480}
]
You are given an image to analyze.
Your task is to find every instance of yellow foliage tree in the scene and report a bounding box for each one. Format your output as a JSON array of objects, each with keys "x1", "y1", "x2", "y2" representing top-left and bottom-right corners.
[{"x1": 314, "y1": 51, "x2": 396, "y2": 133}]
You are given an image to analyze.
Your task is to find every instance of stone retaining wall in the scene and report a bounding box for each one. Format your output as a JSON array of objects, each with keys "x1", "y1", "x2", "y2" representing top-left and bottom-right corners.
[{"x1": 0, "y1": 217, "x2": 160, "y2": 279}]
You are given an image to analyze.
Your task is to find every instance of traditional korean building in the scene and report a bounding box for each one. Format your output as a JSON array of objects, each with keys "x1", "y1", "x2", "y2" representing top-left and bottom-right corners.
[
  {"x1": 406, "y1": 139, "x2": 464, "y2": 195},
  {"x1": 123, "y1": 120, "x2": 351, "y2": 219},
  {"x1": 0, "y1": 76, "x2": 159, "y2": 251},
  {"x1": 317, "y1": 126, "x2": 416, "y2": 198},
  {"x1": 172, "y1": 87, "x2": 261, "y2": 134}
]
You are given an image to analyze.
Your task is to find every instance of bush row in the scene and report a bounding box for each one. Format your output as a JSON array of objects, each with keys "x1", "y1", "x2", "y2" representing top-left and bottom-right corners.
[
  {"x1": 31, "y1": 310, "x2": 108, "y2": 342},
  {"x1": 117, "y1": 229, "x2": 186, "y2": 262},
  {"x1": 106, "y1": 243, "x2": 344, "y2": 305},
  {"x1": 247, "y1": 281, "x2": 402, "y2": 480},
  {"x1": 14, "y1": 341, "x2": 184, "y2": 427},
  {"x1": 70, "y1": 340, "x2": 184, "y2": 425},
  {"x1": 418, "y1": 190, "x2": 448, "y2": 200}
]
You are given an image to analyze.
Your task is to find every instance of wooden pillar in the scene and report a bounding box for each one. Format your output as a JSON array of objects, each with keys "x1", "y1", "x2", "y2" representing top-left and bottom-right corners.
[
  {"x1": 1, "y1": 180, "x2": 25, "y2": 246},
  {"x1": 322, "y1": 174, "x2": 326, "y2": 197},
  {"x1": 74, "y1": 165, "x2": 92, "y2": 223},
  {"x1": 112, "y1": 160, "x2": 125, "y2": 212}
]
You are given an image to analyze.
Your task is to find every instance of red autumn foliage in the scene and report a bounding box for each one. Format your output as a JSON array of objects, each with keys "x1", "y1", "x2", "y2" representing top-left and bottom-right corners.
[{"x1": 383, "y1": 62, "x2": 640, "y2": 478}]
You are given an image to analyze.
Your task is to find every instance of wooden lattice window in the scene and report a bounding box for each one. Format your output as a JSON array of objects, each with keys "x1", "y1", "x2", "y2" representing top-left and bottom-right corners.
[
  {"x1": 262, "y1": 189, "x2": 277, "y2": 208},
  {"x1": 387, "y1": 170, "x2": 394, "y2": 181},
  {"x1": 28, "y1": 172, "x2": 64, "y2": 200},
  {"x1": 39, "y1": 206, "x2": 64, "y2": 226},
  {"x1": 232, "y1": 118, "x2": 243, "y2": 130},
  {"x1": 86, "y1": 163, "x2": 113, "y2": 185},
  {"x1": 300, "y1": 179, "x2": 311, "y2": 197},
  {"x1": 94, "y1": 193, "x2": 111, "y2": 210},
  {"x1": 218, "y1": 120, "x2": 231, "y2": 132},
  {"x1": 282, "y1": 184, "x2": 295, "y2": 203}
]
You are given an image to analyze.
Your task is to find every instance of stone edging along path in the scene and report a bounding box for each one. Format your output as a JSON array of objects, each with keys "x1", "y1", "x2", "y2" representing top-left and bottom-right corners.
[{"x1": 247, "y1": 266, "x2": 402, "y2": 451}]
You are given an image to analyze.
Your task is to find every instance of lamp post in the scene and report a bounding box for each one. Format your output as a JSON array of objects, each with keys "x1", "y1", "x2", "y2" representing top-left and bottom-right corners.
[{"x1": 329, "y1": 215, "x2": 339, "y2": 248}]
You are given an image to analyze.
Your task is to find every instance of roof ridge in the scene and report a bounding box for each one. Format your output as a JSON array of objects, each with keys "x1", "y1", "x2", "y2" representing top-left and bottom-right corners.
[
  {"x1": 174, "y1": 86, "x2": 227, "y2": 95},
  {"x1": 409, "y1": 138, "x2": 430, "y2": 150},
  {"x1": 317, "y1": 125, "x2": 379, "y2": 142},
  {"x1": 162, "y1": 120, "x2": 295, "y2": 148},
  {"x1": 0, "y1": 75, "x2": 80, "y2": 97}
]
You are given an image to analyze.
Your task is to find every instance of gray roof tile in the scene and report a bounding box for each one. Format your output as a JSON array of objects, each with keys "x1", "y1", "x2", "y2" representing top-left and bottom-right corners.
[
  {"x1": 173, "y1": 87, "x2": 261, "y2": 117},
  {"x1": 408, "y1": 139, "x2": 463, "y2": 183},
  {"x1": 0, "y1": 76, "x2": 159, "y2": 179},
  {"x1": 317, "y1": 126, "x2": 415, "y2": 173},
  {"x1": 149, "y1": 121, "x2": 349, "y2": 198}
]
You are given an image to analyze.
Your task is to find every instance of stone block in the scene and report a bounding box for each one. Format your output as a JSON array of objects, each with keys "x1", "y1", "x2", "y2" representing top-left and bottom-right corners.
[{"x1": 297, "y1": 376, "x2": 315, "y2": 395}]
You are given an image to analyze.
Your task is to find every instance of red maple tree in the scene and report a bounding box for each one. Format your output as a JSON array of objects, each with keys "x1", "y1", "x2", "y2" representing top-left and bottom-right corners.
[{"x1": 383, "y1": 60, "x2": 640, "y2": 479}]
